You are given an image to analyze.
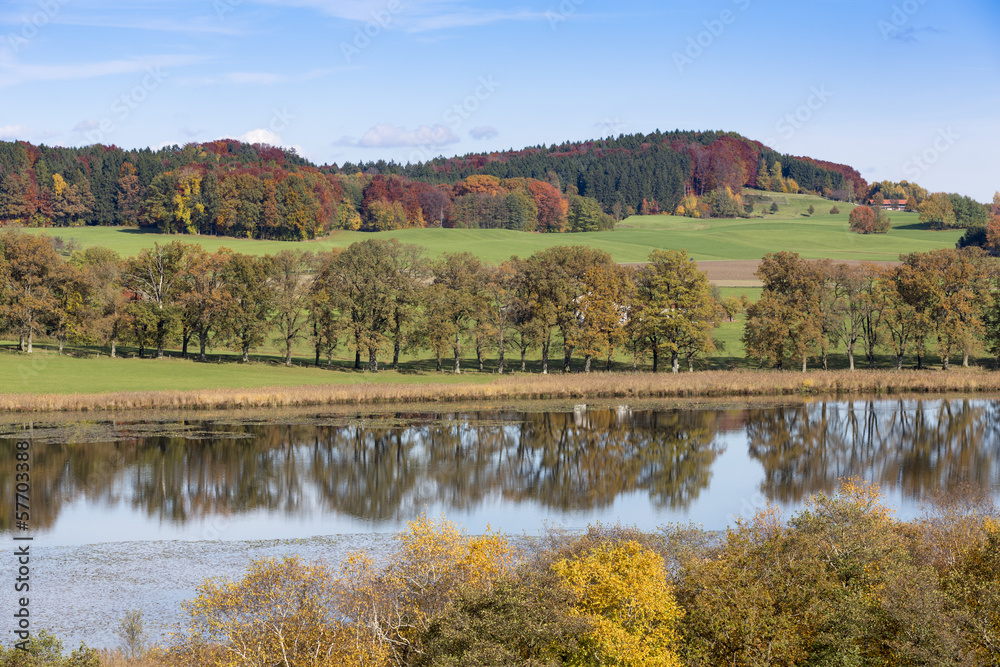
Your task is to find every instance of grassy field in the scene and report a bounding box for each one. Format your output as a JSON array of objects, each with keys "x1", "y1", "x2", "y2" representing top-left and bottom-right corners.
[
  {"x1": 0, "y1": 342, "x2": 498, "y2": 396},
  {"x1": 20, "y1": 192, "x2": 962, "y2": 264}
]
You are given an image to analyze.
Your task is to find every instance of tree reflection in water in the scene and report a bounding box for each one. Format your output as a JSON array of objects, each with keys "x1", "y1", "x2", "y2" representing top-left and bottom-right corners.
[
  {"x1": 2, "y1": 400, "x2": 999, "y2": 534},
  {"x1": 745, "y1": 399, "x2": 1000, "y2": 503}
]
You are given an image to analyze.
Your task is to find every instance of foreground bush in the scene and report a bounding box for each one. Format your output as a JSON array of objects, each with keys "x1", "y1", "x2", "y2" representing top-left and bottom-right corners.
[{"x1": 8, "y1": 482, "x2": 1000, "y2": 666}]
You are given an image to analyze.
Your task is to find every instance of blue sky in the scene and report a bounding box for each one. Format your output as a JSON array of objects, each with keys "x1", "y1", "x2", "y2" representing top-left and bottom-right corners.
[{"x1": 1, "y1": 0, "x2": 998, "y2": 200}]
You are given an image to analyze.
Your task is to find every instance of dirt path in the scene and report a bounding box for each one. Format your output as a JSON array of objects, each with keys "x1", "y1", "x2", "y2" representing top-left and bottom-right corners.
[{"x1": 697, "y1": 260, "x2": 899, "y2": 287}]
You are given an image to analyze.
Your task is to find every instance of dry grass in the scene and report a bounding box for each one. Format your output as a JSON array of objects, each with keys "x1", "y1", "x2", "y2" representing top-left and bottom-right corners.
[
  {"x1": 96, "y1": 650, "x2": 163, "y2": 667},
  {"x1": 3, "y1": 368, "x2": 1000, "y2": 413}
]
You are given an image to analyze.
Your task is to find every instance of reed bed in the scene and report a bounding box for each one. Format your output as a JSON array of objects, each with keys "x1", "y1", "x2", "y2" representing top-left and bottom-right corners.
[{"x1": 4, "y1": 368, "x2": 1000, "y2": 413}]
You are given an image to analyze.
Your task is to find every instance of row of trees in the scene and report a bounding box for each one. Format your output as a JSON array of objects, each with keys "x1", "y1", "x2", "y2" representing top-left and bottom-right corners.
[
  {"x1": 0, "y1": 231, "x2": 723, "y2": 373},
  {"x1": 19, "y1": 481, "x2": 992, "y2": 666},
  {"x1": 11, "y1": 234, "x2": 1000, "y2": 375},
  {"x1": 0, "y1": 139, "x2": 610, "y2": 238},
  {"x1": 744, "y1": 249, "x2": 1000, "y2": 371}
]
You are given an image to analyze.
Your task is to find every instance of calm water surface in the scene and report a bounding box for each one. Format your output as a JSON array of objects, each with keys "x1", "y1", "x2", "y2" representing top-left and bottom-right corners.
[{"x1": 2, "y1": 398, "x2": 999, "y2": 646}]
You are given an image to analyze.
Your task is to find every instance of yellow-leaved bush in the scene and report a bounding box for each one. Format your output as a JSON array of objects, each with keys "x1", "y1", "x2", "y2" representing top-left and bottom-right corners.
[
  {"x1": 175, "y1": 556, "x2": 349, "y2": 667},
  {"x1": 553, "y1": 540, "x2": 683, "y2": 667}
]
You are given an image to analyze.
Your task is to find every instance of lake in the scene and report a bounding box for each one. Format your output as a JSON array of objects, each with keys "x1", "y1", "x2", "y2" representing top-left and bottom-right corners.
[{"x1": 2, "y1": 397, "x2": 999, "y2": 648}]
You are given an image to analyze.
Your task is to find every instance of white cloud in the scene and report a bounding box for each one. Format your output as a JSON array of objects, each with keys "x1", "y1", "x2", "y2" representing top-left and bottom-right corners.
[
  {"x1": 337, "y1": 123, "x2": 460, "y2": 148},
  {"x1": 0, "y1": 124, "x2": 30, "y2": 140},
  {"x1": 239, "y1": 128, "x2": 283, "y2": 145},
  {"x1": 235, "y1": 128, "x2": 306, "y2": 157}
]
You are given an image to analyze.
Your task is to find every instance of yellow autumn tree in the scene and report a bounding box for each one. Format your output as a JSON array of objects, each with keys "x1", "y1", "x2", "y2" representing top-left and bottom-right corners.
[
  {"x1": 553, "y1": 540, "x2": 683, "y2": 667},
  {"x1": 172, "y1": 556, "x2": 351, "y2": 667},
  {"x1": 340, "y1": 515, "x2": 517, "y2": 666},
  {"x1": 573, "y1": 263, "x2": 633, "y2": 372}
]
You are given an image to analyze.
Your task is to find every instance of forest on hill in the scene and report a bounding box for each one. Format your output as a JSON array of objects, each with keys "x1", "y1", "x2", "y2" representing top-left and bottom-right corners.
[{"x1": 0, "y1": 131, "x2": 870, "y2": 241}]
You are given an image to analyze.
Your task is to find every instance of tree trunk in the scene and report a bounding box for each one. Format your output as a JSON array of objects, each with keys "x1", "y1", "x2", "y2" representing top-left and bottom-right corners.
[
  {"x1": 242, "y1": 341, "x2": 250, "y2": 363},
  {"x1": 520, "y1": 345, "x2": 527, "y2": 373},
  {"x1": 563, "y1": 346, "x2": 574, "y2": 373},
  {"x1": 652, "y1": 347, "x2": 658, "y2": 373},
  {"x1": 110, "y1": 338, "x2": 117, "y2": 359},
  {"x1": 607, "y1": 354, "x2": 612, "y2": 372},
  {"x1": 313, "y1": 321, "x2": 321, "y2": 367},
  {"x1": 917, "y1": 351, "x2": 923, "y2": 370},
  {"x1": 181, "y1": 325, "x2": 190, "y2": 358},
  {"x1": 156, "y1": 319, "x2": 165, "y2": 359},
  {"x1": 354, "y1": 348, "x2": 361, "y2": 370},
  {"x1": 541, "y1": 334, "x2": 550, "y2": 374},
  {"x1": 963, "y1": 350, "x2": 969, "y2": 367},
  {"x1": 848, "y1": 344, "x2": 855, "y2": 371},
  {"x1": 26, "y1": 330, "x2": 33, "y2": 354},
  {"x1": 368, "y1": 348, "x2": 378, "y2": 372},
  {"x1": 688, "y1": 356, "x2": 694, "y2": 372},
  {"x1": 584, "y1": 355, "x2": 591, "y2": 373},
  {"x1": 942, "y1": 354, "x2": 949, "y2": 371},
  {"x1": 58, "y1": 334, "x2": 64, "y2": 354},
  {"x1": 285, "y1": 339, "x2": 293, "y2": 367},
  {"x1": 897, "y1": 354, "x2": 904, "y2": 370},
  {"x1": 802, "y1": 354, "x2": 807, "y2": 373},
  {"x1": 476, "y1": 332, "x2": 484, "y2": 372},
  {"x1": 393, "y1": 338, "x2": 401, "y2": 370},
  {"x1": 497, "y1": 331, "x2": 505, "y2": 374},
  {"x1": 199, "y1": 331, "x2": 208, "y2": 362},
  {"x1": 453, "y1": 330, "x2": 461, "y2": 374},
  {"x1": 671, "y1": 351, "x2": 679, "y2": 374}
]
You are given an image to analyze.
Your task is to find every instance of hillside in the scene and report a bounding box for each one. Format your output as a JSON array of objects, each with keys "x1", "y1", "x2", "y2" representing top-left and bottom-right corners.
[{"x1": 0, "y1": 132, "x2": 868, "y2": 242}]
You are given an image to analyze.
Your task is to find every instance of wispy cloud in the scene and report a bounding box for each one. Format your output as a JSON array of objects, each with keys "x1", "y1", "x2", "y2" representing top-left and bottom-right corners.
[
  {"x1": 0, "y1": 54, "x2": 205, "y2": 88},
  {"x1": 250, "y1": 0, "x2": 550, "y2": 33},
  {"x1": 336, "y1": 123, "x2": 460, "y2": 148},
  {"x1": 176, "y1": 68, "x2": 329, "y2": 87},
  {"x1": 44, "y1": 15, "x2": 247, "y2": 36},
  {"x1": 406, "y1": 9, "x2": 547, "y2": 32},
  {"x1": 469, "y1": 125, "x2": 498, "y2": 140}
]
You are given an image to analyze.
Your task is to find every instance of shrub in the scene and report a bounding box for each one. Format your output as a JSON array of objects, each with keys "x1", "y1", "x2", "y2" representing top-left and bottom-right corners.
[
  {"x1": 830, "y1": 205, "x2": 840, "y2": 215},
  {"x1": 849, "y1": 205, "x2": 890, "y2": 234}
]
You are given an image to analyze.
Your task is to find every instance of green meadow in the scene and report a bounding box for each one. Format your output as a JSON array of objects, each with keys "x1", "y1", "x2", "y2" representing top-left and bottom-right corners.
[{"x1": 20, "y1": 192, "x2": 961, "y2": 264}]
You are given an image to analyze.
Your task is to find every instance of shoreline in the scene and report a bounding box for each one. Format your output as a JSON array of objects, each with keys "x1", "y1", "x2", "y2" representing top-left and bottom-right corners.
[{"x1": 4, "y1": 368, "x2": 1000, "y2": 414}]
